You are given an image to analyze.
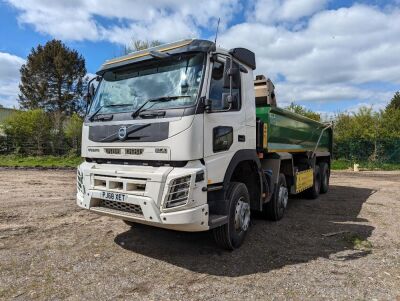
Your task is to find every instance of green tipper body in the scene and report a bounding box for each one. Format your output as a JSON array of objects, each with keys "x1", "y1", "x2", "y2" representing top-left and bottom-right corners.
[{"x1": 256, "y1": 105, "x2": 332, "y2": 153}]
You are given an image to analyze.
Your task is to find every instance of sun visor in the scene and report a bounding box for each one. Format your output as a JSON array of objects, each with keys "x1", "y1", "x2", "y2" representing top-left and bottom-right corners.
[{"x1": 97, "y1": 39, "x2": 215, "y2": 75}]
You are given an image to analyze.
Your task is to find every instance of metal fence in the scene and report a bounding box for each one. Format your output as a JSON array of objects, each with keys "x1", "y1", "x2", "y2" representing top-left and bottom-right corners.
[
  {"x1": 334, "y1": 138, "x2": 400, "y2": 163},
  {"x1": 0, "y1": 135, "x2": 80, "y2": 156}
]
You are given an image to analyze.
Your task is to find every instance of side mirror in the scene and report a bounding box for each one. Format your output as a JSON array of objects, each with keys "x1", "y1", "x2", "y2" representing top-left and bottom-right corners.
[
  {"x1": 223, "y1": 58, "x2": 240, "y2": 89},
  {"x1": 205, "y1": 98, "x2": 212, "y2": 113},
  {"x1": 181, "y1": 79, "x2": 189, "y2": 94},
  {"x1": 85, "y1": 83, "x2": 96, "y2": 103},
  {"x1": 222, "y1": 93, "x2": 234, "y2": 109},
  {"x1": 204, "y1": 94, "x2": 235, "y2": 113},
  {"x1": 89, "y1": 83, "x2": 95, "y2": 96}
]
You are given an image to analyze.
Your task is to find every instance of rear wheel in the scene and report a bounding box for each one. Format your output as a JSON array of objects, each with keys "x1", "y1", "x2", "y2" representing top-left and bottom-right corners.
[
  {"x1": 305, "y1": 165, "x2": 321, "y2": 199},
  {"x1": 319, "y1": 163, "x2": 330, "y2": 194},
  {"x1": 264, "y1": 173, "x2": 288, "y2": 221},
  {"x1": 213, "y1": 182, "x2": 251, "y2": 250}
]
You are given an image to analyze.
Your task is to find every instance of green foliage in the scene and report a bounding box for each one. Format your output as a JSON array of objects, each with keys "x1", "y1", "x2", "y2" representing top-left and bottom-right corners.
[
  {"x1": 1, "y1": 109, "x2": 84, "y2": 156},
  {"x1": 285, "y1": 102, "x2": 321, "y2": 121},
  {"x1": 3, "y1": 109, "x2": 52, "y2": 155},
  {"x1": 334, "y1": 107, "x2": 379, "y2": 141},
  {"x1": 65, "y1": 113, "x2": 83, "y2": 154},
  {"x1": 19, "y1": 39, "x2": 87, "y2": 115},
  {"x1": 0, "y1": 155, "x2": 82, "y2": 168},
  {"x1": 334, "y1": 101, "x2": 400, "y2": 164},
  {"x1": 380, "y1": 107, "x2": 400, "y2": 138},
  {"x1": 124, "y1": 40, "x2": 162, "y2": 54},
  {"x1": 386, "y1": 91, "x2": 400, "y2": 110},
  {"x1": 343, "y1": 233, "x2": 373, "y2": 250}
]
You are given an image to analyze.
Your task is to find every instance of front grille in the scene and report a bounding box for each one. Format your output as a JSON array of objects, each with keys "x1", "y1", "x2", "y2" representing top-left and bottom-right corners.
[
  {"x1": 105, "y1": 148, "x2": 121, "y2": 155},
  {"x1": 97, "y1": 199, "x2": 143, "y2": 215},
  {"x1": 125, "y1": 148, "x2": 144, "y2": 155}
]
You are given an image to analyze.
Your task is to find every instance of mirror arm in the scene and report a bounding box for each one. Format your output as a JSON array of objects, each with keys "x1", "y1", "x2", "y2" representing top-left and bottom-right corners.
[{"x1": 206, "y1": 102, "x2": 232, "y2": 113}]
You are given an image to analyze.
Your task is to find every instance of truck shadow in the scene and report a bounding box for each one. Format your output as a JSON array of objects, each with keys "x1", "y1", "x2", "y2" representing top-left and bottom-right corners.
[{"x1": 114, "y1": 185, "x2": 375, "y2": 277}]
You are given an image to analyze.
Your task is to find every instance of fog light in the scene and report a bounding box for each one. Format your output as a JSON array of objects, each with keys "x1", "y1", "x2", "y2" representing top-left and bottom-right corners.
[
  {"x1": 165, "y1": 175, "x2": 191, "y2": 208},
  {"x1": 77, "y1": 168, "x2": 85, "y2": 194}
]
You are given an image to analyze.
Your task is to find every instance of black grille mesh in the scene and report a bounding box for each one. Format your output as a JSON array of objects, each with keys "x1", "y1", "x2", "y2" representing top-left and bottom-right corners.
[{"x1": 97, "y1": 199, "x2": 143, "y2": 215}]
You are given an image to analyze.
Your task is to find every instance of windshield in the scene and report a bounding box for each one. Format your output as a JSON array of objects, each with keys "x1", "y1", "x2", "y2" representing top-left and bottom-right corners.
[{"x1": 89, "y1": 53, "x2": 205, "y2": 115}]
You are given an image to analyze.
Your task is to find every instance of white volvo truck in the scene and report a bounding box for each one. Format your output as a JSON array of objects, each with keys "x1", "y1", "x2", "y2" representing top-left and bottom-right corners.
[{"x1": 77, "y1": 39, "x2": 332, "y2": 249}]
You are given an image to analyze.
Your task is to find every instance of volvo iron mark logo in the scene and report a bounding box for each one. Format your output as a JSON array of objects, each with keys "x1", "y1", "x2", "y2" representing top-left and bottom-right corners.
[{"x1": 118, "y1": 126, "x2": 127, "y2": 141}]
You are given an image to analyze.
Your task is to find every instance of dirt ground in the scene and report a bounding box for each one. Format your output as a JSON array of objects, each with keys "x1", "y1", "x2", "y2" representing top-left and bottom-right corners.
[{"x1": 0, "y1": 169, "x2": 399, "y2": 300}]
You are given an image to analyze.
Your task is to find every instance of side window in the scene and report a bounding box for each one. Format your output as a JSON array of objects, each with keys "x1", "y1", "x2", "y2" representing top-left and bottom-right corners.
[{"x1": 209, "y1": 60, "x2": 241, "y2": 111}]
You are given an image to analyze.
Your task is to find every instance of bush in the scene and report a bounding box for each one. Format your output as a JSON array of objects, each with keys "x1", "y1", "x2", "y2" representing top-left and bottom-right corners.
[
  {"x1": 3, "y1": 109, "x2": 52, "y2": 155},
  {"x1": 65, "y1": 113, "x2": 83, "y2": 155}
]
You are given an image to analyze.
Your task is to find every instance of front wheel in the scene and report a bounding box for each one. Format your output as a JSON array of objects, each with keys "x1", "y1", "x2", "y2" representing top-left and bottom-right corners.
[{"x1": 213, "y1": 182, "x2": 251, "y2": 250}]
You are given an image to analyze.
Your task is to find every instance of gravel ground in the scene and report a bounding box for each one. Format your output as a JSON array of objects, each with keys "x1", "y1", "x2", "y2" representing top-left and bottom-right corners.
[{"x1": 0, "y1": 169, "x2": 399, "y2": 300}]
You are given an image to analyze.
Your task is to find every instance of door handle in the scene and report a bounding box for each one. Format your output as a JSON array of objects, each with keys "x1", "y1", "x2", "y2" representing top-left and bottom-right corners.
[{"x1": 238, "y1": 135, "x2": 246, "y2": 142}]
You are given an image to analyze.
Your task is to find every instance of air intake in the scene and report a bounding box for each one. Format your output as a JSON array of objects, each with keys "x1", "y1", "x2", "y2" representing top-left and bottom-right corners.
[
  {"x1": 125, "y1": 148, "x2": 144, "y2": 155},
  {"x1": 105, "y1": 148, "x2": 121, "y2": 155}
]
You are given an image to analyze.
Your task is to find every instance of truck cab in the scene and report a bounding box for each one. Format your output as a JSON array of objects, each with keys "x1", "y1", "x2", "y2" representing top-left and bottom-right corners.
[{"x1": 77, "y1": 39, "x2": 332, "y2": 249}]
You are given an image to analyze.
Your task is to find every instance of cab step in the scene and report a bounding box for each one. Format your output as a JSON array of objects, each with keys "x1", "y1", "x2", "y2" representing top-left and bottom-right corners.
[{"x1": 208, "y1": 214, "x2": 228, "y2": 228}]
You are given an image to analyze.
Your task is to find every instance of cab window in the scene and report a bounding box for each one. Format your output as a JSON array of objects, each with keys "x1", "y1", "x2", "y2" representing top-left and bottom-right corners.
[{"x1": 208, "y1": 59, "x2": 241, "y2": 111}]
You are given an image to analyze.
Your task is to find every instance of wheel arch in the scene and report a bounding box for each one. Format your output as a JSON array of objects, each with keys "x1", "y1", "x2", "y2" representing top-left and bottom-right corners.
[{"x1": 223, "y1": 149, "x2": 266, "y2": 211}]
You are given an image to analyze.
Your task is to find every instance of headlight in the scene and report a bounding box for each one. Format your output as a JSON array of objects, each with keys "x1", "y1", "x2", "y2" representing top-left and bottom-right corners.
[
  {"x1": 165, "y1": 175, "x2": 191, "y2": 208},
  {"x1": 77, "y1": 168, "x2": 85, "y2": 194}
]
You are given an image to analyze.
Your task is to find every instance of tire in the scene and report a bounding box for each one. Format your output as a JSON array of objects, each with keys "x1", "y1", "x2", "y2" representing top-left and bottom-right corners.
[
  {"x1": 213, "y1": 182, "x2": 251, "y2": 250},
  {"x1": 123, "y1": 220, "x2": 135, "y2": 227},
  {"x1": 264, "y1": 173, "x2": 288, "y2": 221},
  {"x1": 305, "y1": 165, "x2": 321, "y2": 199},
  {"x1": 319, "y1": 162, "x2": 330, "y2": 194}
]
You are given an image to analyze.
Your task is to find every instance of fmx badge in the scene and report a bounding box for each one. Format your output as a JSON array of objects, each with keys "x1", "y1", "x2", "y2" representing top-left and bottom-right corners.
[{"x1": 118, "y1": 126, "x2": 127, "y2": 141}]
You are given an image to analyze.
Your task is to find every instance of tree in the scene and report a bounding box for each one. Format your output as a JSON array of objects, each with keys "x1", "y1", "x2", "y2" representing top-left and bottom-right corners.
[
  {"x1": 285, "y1": 102, "x2": 321, "y2": 121},
  {"x1": 19, "y1": 39, "x2": 87, "y2": 115},
  {"x1": 334, "y1": 107, "x2": 382, "y2": 161},
  {"x1": 386, "y1": 91, "x2": 400, "y2": 110},
  {"x1": 65, "y1": 113, "x2": 83, "y2": 155},
  {"x1": 3, "y1": 109, "x2": 52, "y2": 155},
  {"x1": 123, "y1": 39, "x2": 162, "y2": 54},
  {"x1": 381, "y1": 107, "x2": 400, "y2": 138}
]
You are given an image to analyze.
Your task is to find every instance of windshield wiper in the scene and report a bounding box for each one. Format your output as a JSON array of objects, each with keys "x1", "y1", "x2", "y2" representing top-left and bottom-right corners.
[
  {"x1": 131, "y1": 95, "x2": 191, "y2": 118},
  {"x1": 89, "y1": 104, "x2": 132, "y2": 121}
]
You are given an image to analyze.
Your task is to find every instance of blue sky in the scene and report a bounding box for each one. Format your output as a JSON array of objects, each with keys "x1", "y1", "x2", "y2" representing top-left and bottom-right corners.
[{"x1": 1, "y1": 0, "x2": 399, "y2": 116}]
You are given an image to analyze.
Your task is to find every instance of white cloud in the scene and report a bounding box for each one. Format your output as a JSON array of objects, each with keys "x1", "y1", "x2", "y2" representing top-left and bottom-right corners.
[
  {"x1": 3, "y1": 1, "x2": 400, "y2": 112},
  {"x1": 219, "y1": 4, "x2": 400, "y2": 107},
  {"x1": 101, "y1": 14, "x2": 198, "y2": 45},
  {"x1": 6, "y1": 0, "x2": 240, "y2": 43},
  {"x1": 251, "y1": 0, "x2": 328, "y2": 24},
  {"x1": 276, "y1": 82, "x2": 392, "y2": 105},
  {"x1": 0, "y1": 52, "x2": 25, "y2": 108}
]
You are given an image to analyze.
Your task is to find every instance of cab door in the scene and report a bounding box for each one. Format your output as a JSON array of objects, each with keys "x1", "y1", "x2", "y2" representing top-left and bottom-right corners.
[{"x1": 203, "y1": 55, "x2": 247, "y2": 183}]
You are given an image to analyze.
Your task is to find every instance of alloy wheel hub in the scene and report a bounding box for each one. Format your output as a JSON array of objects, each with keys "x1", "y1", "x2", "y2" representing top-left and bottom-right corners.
[
  {"x1": 279, "y1": 186, "x2": 288, "y2": 209},
  {"x1": 234, "y1": 197, "x2": 251, "y2": 232}
]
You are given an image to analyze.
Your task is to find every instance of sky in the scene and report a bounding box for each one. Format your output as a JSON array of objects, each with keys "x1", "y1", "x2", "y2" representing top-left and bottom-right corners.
[{"x1": 0, "y1": 0, "x2": 400, "y2": 116}]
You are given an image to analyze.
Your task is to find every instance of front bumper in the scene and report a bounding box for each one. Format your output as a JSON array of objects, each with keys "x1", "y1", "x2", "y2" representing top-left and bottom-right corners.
[{"x1": 76, "y1": 161, "x2": 209, "y2": 232}]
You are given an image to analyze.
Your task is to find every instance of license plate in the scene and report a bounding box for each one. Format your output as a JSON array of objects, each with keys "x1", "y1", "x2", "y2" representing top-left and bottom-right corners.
[{"x1": 100, "y1": 191, "x2": 127, "y2": 202}]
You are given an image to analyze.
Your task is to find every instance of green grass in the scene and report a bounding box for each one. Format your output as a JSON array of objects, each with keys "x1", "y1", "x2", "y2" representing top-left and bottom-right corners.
[
  {"x1": 343, "y1": 233, "x2": 373, "y2": 250},
  {"x1": 332, "y1": 159, "x2": 400, "y2": 171},
  {"x1": 0, "y1": 155, "x2": 82, "y2": 168}
]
